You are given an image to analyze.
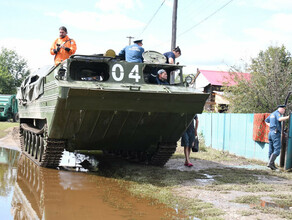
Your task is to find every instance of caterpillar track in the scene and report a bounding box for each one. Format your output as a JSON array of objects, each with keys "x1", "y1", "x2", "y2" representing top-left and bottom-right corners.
[
  {"x1": 149, "y1": 142, "x2": 177, "y2": 166},
  {"x1": 106, "y1": 142, "x2": 177, "y2": 166},
  {"x1": 20, "y1": 123, "x2": 65, "y2": 168}
]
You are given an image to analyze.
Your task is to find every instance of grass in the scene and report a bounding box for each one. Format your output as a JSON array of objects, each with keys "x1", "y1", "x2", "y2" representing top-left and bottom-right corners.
[
  {"x1": 175, "y1": 134, "x2": 267, "y2": 167},
  {"x1": 97, "y1": 159, "x2": 207, "y2": 187},
  {"x1": 0, "y1": 122, "x2": 18, "y2": 138},
  {"x1": 95, "y1": 160, "x2": 225, "y2": 219},
  {"x1": 172, "y1": 139, "x2": 292, "y2": 219},
  {"x1": 232, "y1": 195, "x2": 292, "y2": 219},
  {"x1": 232, "y1": 195, "x2": 262, "y2": 204},
  {"x1": 259, "y1": 206, "x2": 292, "y2": 219},
  {"x1": 126, "y1": 182, "x2": 225, "y2": 219},
  {"x1": 239, "y1": 210, "x2": 256, "y2": 216},
  {"x1": 195, "y1": 182, "x2": 292, "y2": 193},
  {"x1": 270, "y1": 194, "x2": 292, "y2": 208},
  {"x1": 92, "y1": 139, "x2": 292, "y2": 219}
]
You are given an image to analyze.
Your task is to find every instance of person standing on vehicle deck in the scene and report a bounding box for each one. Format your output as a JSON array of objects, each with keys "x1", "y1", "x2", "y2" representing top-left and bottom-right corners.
[
  {"x1": 163, "y1": 46, "x2": 181, "y2": 64},
  {"x1": 118, "y1": 39, "x2": 144, "y2": 63},
  {"x1": 265, "y1": 105, "x2": 289, "y2": 170},
  {"x1": 50, "y1": 26, "x2": 77, "y2": 65}
]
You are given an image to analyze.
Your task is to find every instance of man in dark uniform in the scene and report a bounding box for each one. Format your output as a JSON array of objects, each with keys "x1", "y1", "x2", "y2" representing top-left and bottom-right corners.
[
  {"x1": 265, "y1": 105, "x2": 289, "y2": 170},
  {"x1": 156, "y1": 69, "x2": 169, "y2": 85},
  {"x1": 118, "y1": 39, "x2": 144, "y2": 63}
]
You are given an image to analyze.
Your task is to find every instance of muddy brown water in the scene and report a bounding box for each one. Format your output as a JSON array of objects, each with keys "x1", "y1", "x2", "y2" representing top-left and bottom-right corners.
[{"x1": 0, "y1": 147, "x2": 181, "y2": 220}]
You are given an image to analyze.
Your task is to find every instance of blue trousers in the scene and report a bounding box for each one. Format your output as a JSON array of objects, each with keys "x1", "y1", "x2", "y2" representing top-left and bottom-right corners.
[{"x1": 268, "y1": 131, "x2": 281, "y2": 158}]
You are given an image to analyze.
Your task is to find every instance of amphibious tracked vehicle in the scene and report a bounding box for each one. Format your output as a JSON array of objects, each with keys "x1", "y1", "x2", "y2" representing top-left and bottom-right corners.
[{"x1": 17, "y1": 51, "x2": 209, "y2": 168}]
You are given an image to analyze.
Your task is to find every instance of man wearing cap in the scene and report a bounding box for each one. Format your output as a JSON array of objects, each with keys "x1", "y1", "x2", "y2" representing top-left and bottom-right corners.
[
  {"x1": 156, "y1": 69, "x2": 169, "y2": 85},
  {"x1": 265, "y1": 105, "x2": 289, "y2": 170},
  {"x1": 50, "y1": 26, "x2": 77, "y2": 65},
  {"x1": 118, "y1": 39, "x2": 144, "y2": 63}
]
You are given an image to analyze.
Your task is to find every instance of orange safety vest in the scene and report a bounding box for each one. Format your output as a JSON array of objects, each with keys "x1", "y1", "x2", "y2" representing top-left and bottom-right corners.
[{"x1": 50, "y1": 35, "x2": 77, "y2": 65}]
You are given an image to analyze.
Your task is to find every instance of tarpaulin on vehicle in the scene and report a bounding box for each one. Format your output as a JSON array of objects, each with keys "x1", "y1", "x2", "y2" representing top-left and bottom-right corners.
[{"x1": 16, "y1": 65, "x2": 54, "y2": 103}]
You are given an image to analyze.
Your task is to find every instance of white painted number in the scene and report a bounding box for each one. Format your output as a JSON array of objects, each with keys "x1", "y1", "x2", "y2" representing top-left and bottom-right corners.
[
  {"x1": 111, "y1": 64, "x2": 141, "y2": 83},
  {"x1": 112, "y1": 64, "x2": 124, "y2": 81},
  {"x1": 128, "y1": 65, "x2": 141, "y2": 83}
]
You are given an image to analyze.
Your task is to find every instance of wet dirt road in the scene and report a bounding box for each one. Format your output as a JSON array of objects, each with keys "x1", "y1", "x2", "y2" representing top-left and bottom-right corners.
[{"x1": 0, "y1": 147, "x2": 180, "y2": 220}]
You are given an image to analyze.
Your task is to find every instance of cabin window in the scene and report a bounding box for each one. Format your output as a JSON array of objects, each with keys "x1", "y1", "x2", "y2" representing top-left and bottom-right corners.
[
  {"x1": 69, "y1": 61, "x2": 109, "y2": 82},
  {"x1": 143, "y1": 65, "x2": 183, "y2": 85},
  {"x1": 169, "y1": 69, "x2": 182, "y2": 85},
  {"x1": 30, "y1": 75, "x2": 39, "y2": 84}
]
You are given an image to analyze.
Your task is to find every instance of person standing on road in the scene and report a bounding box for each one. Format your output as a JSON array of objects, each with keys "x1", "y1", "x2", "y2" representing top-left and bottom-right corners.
[
  {"x1": 265, "y1": 105, "x2": 289, "y2": 170},
  {"x1": 50, "y1": 26, "x2": 77, "y2": 65},
  {"x1": 181, "y1": 115, "x2": 199, "y2": 167},
  {"x1": 118, "y1": 39, "x2": 144, "y2": 63}
]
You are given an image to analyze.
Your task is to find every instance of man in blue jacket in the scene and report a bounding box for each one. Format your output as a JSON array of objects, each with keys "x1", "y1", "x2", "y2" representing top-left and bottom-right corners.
[
  {"x1": 265, "y1": 105, "x2": 289, "y2": 170},
  {"x1": 119, "y1": 39, "x2": 144, "y2": 63}
]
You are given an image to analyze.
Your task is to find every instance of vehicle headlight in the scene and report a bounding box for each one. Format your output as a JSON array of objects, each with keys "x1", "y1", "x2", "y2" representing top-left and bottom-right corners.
[{"x1": 185, "y1": 75, "x2": 193, "y2": 84}]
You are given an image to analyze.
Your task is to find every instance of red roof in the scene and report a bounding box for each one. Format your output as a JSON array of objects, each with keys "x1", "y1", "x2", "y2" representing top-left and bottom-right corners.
[{"x1": 199, "y1": 70, "x2": 250, "y2": 86}]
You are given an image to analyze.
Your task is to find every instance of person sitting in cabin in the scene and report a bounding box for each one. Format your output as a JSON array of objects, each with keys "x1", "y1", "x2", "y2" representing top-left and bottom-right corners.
[{"x1": 156, "y1": 69, "x2": 169, "y2": 85}]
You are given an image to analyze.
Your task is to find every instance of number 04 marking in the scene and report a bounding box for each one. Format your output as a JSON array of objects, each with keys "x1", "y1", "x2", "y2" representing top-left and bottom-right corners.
[{"x1": 111, "y1": 64, "x2": 141, "y2": 83}]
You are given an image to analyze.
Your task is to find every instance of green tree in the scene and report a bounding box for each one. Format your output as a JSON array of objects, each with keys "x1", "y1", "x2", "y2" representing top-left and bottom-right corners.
[
  {"x1": 0, "y1": 47, "x2": 30, "y2": 94},
  {"x1": 224, "y1": 45, "x2": 292, "y2": 113}
]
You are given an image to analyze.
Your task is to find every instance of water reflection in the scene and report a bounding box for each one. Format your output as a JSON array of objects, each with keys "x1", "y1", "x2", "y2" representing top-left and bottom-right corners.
[
  {"x1": 0, "y1": 147, "x2": 20, "y2": 220},
  {"x1": 0, "y1": 147, "x2": 179, "y2": 219},
  {"x1": 59, "y1": 151, "x2": 99, "y2": 172},
  {"x1": 0, "y1": 148, "x2": 19, "y2": 196}
]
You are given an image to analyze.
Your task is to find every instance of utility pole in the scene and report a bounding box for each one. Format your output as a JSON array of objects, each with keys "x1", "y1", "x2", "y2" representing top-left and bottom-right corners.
[
  {"x1": 127, "y1": 36, "x2": 134, "y2": 45},
  {"x1": 171, "y1": 0, "x2": 178, "y2": 50}
]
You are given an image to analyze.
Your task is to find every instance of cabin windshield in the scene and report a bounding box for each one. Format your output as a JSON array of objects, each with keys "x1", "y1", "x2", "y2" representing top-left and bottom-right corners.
[
  {"x1": 143, "y1": 65, "x2": 183, "y2": 85},
  {"x1": 69, "y1": 60, "x2": 110, "y2": 82}
]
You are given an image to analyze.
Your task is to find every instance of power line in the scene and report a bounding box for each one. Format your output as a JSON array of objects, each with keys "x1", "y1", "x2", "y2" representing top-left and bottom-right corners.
[
  {"x1": 178, "y1": 0, "x2": 220, "y2": 32},
  {"x1": 178, "y1": 0, "x2": 234, "y2": 37},
  {"x1": 137, "y1": 0, "x2": 166, "y2": 38}
]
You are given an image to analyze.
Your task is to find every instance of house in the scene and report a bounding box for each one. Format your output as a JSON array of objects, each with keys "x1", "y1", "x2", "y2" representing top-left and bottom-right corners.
[{"x1": 194, "y1": 69, "x2": 250, "y2": 112}]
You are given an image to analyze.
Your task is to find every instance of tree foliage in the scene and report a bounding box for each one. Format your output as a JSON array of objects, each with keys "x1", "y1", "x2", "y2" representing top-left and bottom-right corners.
[
  {"x1": 0, "y1": 48, "x2": 30, "y2": 94},
  {"x1": 223, "y1": 45, "x2": 292, "y2": 113}
]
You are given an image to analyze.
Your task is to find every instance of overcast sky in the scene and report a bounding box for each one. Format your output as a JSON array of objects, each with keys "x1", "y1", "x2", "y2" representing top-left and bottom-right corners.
[{"x1": 1, "y1": 0, "x2": 292, "y2": 73}]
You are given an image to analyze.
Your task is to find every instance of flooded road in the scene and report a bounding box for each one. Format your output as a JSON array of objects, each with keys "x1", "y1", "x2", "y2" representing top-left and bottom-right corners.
[{"x1": 0, "y1": 147, "x2": 180, "y2": 220}]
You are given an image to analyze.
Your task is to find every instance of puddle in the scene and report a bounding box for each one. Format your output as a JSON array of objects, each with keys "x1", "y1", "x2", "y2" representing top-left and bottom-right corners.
[
  {"x1": 195, "y1": 173, "x2": 215, "y2": 185},
  {"x1": 227, "y1": 164, "x2": 269, "y2": 170},
  {"x1": 0, "y1": 147, "x2": 182, "y2": 219}
]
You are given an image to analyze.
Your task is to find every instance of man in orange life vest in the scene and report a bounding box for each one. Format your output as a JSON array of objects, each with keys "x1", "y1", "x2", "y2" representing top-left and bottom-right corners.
[{"x1": 50, "y1": 26, "x2": 77, "y2": 65}]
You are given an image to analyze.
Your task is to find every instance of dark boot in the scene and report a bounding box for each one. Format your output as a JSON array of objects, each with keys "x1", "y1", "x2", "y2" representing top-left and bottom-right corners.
[
  {"x1": 272, "y1": 161, "x2": 278, "y2": 169},
  {"x1": 267, "y1": 154, "x2": 277, "y2": 170}
]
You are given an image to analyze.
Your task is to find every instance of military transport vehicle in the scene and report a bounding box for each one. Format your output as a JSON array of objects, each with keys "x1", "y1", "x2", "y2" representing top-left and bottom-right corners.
[
  {"x1": 0, "y1": 94, "x2": 19, "y2": 122},
  {"x1": 17, "y1": 51, "x2": 209, "y2": 168}
]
